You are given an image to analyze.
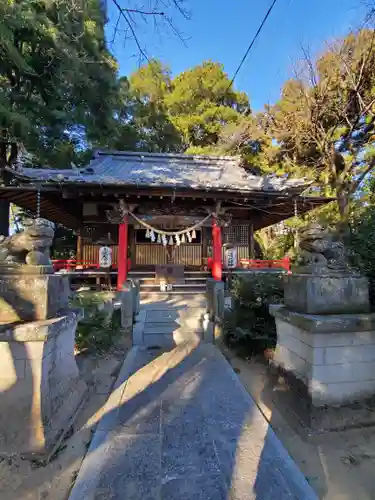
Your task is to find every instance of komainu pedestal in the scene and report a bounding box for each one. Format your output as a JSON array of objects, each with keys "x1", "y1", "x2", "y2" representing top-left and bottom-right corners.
[
  {"x1": 0, "y1": 221, "x2": 88, "y2": 458},
  {"x1": 270, "y1": 224, "x2": 375, "y2": 433},
  {"x1": 0, "y1": 311, "x2": 87, "y2": 458}
]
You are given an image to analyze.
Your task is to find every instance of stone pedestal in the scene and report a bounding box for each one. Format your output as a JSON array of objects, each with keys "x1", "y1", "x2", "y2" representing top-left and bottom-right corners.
[
  {"x1": 270, "y1": 304, "x2": 375, "y2": 406},
  {"x1": 0, "y1": 271, "x2": 70, "y2": 323},
  {"x1": 0, "y1": 310, "x2": 88, "y2": 458},
  {"x1": 284, "y1": 272, "x2": 370, "y2": 315}
]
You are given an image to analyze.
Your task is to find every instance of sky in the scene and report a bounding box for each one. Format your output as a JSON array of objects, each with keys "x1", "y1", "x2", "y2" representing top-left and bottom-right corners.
[{"x1": 106, "y1": 0, "x2": 368, "y2": 111}]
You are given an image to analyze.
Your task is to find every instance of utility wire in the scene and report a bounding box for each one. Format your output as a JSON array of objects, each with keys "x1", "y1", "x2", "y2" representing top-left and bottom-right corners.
[{"x1": 226, "y1": 0, "x2": 279, "y2": 92}]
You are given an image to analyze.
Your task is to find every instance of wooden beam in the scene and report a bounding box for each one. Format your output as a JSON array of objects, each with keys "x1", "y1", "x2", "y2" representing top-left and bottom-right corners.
[{"x1": 249, "y1": 223, "x2": 255, "y2": 259}]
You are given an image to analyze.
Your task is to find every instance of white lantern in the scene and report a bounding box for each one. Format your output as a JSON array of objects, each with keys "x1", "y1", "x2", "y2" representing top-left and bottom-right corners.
[
  {"x1": 99, "y1": 246, "x2": 112, "y2": 268},
  {"x1": 224, "y1": 246, "x2": 238, "y2": 269}
]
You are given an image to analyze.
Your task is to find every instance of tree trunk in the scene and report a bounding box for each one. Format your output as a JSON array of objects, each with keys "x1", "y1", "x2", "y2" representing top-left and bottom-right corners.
[
  {"x1": 336, "y1": 188, "x2": 350, "y2": 240},
  {"x1": 0, "y1": 142, "x2": 17, "y2": 236}
]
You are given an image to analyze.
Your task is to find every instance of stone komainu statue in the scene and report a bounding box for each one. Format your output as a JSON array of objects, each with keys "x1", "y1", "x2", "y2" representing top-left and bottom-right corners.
[
  {"x1": 297, "y1": 223, "x2": 348, "y2": 271},
  {"x1": 0, "y1": 221, "x2": 54, "y2": 266}
]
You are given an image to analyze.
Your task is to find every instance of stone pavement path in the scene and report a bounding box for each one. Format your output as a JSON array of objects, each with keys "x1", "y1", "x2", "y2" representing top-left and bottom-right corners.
[{"x1": 69, "y1": 298, "x2": 317, "y2": 500}]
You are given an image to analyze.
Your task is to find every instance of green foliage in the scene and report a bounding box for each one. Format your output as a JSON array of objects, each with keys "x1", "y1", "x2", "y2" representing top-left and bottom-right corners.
[
  {"x1": 72, "y1": 293, "x2": 121, "y2": 352},
  {"x1": 114, "y1": 59, "x2": 251, "y2": 154},
  {"x1": 224, "y1": 273, "x2": 284, "y2": 357},
  {"x1": 166, "y1": 61, "x2": 250, "y2": 151},
  {"x1": 75, "y1": 309, "x2": 121, "y2": 353},
  {"x1": 110, "y1": 64, "x2": 182, "y2": 153},
  {"x1": 0, "y1": 0, "x2": 119, "y2": 169},
  {"x1": 348, "y1": 204, "x2": 375, "y2": 309}
]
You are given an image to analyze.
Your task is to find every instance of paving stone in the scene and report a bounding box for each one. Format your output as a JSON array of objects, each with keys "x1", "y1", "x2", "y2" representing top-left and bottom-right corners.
[
  {"x1": 143, "y1": 323, "x2": 179, "y2": 335},
  {"x1": 161, "y1": 401, "x2": 220, "y2": 478},
  {"x1": 116, "y1": 396, "x2": 161, "y2": 434},
  {"x1": 95, "y1": 434, "x2": 161, "y2": 500},
  {"x1": 161, "y1": 474, "x2": 227, "y2": 500},
  {"x1": 146, "y1": 310, "x2": 179, "y2": 323}
]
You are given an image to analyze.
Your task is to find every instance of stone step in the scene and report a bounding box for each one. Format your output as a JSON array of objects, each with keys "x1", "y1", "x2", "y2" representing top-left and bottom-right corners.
[
  {"x1": 136, "y1": 276, "x2": 207, "y2": 283},
  {"x1": 140, "y1": 284, "x2": 206, "y2": 292},
  {"x1": 140, "y1": 290, "x2": 206, "y2": 297}
]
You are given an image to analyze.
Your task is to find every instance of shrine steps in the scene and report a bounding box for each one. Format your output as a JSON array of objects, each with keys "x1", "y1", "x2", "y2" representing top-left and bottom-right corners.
[{"x1": 128, "y1": 270, "x2": 210, "y2": 297}]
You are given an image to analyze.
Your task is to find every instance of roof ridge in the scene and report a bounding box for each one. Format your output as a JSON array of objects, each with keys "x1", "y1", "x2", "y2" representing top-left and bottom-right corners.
[{"x1": 94, "y1": 150, "x2": 241, "y2": 162}]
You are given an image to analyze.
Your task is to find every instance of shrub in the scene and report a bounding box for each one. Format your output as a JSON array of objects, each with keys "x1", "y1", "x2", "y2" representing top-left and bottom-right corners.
[
  {"x1": 348, "y1": 206, "x2": 375, "y2": 309},
  {"x1": 224, "y1": 273, "x2": 284, "y2": 357},
  {"x1": 75, "y1": 309, "x2": 121, "y2": 353},
  {"x1": 71, "y1": 292, "x2": 122, "y2": 353}
]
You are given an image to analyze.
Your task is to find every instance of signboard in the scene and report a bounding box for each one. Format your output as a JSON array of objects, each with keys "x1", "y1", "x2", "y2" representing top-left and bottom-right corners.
[
  {"x1": 99, "y1": 246, "x2": 112, "y2": 268},
  {"x1": 224, "y1": 246, "x2": 238, "y2": 269}
]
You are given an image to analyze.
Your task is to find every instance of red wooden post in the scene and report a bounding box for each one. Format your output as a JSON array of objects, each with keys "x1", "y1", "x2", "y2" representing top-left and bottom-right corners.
[
  {"x1": 212, "y1": 218, "x2": 222, "y2": 281},
  {"x1": 117, "y1": 214, "x2": 128, "y2": 290}
]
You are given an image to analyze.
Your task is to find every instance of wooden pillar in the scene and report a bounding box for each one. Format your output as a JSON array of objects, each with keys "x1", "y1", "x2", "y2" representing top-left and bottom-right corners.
[
  {"x1": 129, "y1": 225, "x2": 136, "y2": 270},
  {"x1": 117, "y1": 214, "x2": 128, "y2": 290},
  {"x1": 201, "y1": 226, "x2": 208, "y2": 268},
  {"x1": 212, "y1": 217, "x2": 222, "y2": 281},
  {"x1": 76, "y1": 231, "x2": 83, "y2": 263},
  {"x1": 249, "y1": 223, "x2": 255, "y2": 259}
]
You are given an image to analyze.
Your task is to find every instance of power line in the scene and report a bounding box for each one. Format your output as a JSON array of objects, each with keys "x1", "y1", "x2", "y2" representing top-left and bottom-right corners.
[{"x1": 226, "y1": 0, "x2": 279, "y2": 92}]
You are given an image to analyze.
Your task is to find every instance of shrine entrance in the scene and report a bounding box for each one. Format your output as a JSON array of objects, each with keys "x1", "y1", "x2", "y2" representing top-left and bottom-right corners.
[{"x1": 134, "y1": 228, "x2": 203, "y2": 268}]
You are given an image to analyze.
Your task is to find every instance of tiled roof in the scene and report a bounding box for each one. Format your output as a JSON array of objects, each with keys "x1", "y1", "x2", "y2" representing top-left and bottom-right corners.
[{"x1": 11, "y1": 151, "x2": 310, "y2": 194}]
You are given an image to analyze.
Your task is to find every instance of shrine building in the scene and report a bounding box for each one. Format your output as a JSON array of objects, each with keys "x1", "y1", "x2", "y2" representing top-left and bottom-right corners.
[{"x1": 0, "y1": 151, "x2": 330, "y2": 289}]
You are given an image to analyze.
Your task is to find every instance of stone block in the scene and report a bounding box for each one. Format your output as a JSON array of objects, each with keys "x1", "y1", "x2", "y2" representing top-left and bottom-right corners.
[
  {"x1": 324, "y1": 344, "x2": 375, "y2": 364},
  {"x1": 0, "y1": 273, "x2": 70, "y2": 322},
  {"x1": 206, "y1": 278, "x2": 225, "y2": 321},
  {"x1": 284, "y1": 273, "x2": 370, "y2": 314},
  {"x1": 274, "y1": 319, "x2": 325, "y2": 365},
  {"x1": 273, "y1": 344, "x2": 311, "y2": 383},
  {"x1": 119, "y1": 287, "x2": 134, "y2": 330},
  {"x1": 0, "y1": 310, "x2": 88, "y2": 457}
]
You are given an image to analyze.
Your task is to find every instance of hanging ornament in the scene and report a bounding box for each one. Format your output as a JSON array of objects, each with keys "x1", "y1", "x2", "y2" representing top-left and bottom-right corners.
[
  {"x1": 192, "y1": 229, "x2": 196, "y2": 239},
  {"x1": 150, "y1": 229, "x2": 155, "y2": 241},
  {"x1": 168, "y1": 236, "x2": 174, "y2": 245},
  {"x1": 187, "y1": 231, "x2": 192, "y2": 243},
  {"x1": 181, "y1": 233, "x2": 186, "y2": 243},
  {"x1": 162, "y1": 235, "x2": 167, "y2": 246},
  {"x1": 175, "y1": 234, "x2": 181, "y2": 246},
  {"x1": 157, "y1": 233, "x2": 161, "y2": 244},
  {"x1": 145, "y1": 228, "x2": 150, "y2": 238}
]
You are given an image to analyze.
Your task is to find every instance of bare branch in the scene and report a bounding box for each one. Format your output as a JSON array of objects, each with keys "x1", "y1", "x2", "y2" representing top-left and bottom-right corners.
[
  {"x1": 109, "y1": 0, "x2": 189, "y2": 64},
  {"x1": 349, "y1": 158, "x2": 375, "y2": 194},
  {"x1": 110, "y1": 12, "x2": 121, "y2": 45},
  {"x1": 111, "y1": 0, "x2": 150, "y2": 63},
  {"x1": 123, "y1": 9, "x2": 165, "y2": 16}
]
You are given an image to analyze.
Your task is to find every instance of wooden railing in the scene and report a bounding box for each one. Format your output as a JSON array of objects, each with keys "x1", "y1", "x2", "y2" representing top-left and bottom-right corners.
[
  {"x1": 52, "y1": 259, "x2": 100, "y2": 271},
  {"x1": 52, "y1": 257, "x2": 291, "y2": 273},
  {"x1": 239, "y1": 257, "x2": 291, "y2": 272}
]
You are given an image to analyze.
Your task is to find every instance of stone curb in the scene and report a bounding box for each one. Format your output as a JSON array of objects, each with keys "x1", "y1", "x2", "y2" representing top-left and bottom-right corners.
[{"x1": 68, "y1": 346, "x2": 140, "y2": 500}]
